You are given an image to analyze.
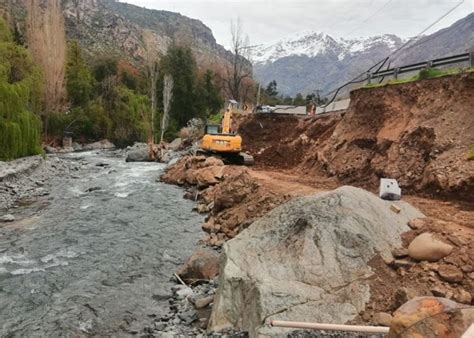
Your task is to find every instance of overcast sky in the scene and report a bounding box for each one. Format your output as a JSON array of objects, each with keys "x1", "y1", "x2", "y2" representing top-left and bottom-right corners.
[{"x1": 123, "y1": 0, "x2": 473, "y2": 48}]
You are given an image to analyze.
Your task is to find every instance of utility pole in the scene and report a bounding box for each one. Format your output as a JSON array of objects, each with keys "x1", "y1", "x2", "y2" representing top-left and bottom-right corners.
[{"x1": 256, "y1": 82, "x2": 261, "y2": 107}]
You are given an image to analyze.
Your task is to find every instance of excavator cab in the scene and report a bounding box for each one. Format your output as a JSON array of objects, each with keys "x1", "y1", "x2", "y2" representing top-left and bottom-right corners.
[{"x1": 200, "y1": 100, "x2": 254, "y2": 165}]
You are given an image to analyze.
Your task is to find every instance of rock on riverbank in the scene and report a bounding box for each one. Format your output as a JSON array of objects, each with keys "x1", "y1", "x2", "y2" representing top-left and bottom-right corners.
[{"x1": 208, "y1": 186, "x2": 423, "y2": 337}]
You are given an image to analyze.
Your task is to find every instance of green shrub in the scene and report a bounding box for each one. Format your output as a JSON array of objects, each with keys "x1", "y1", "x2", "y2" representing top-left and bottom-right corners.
[{"x1": 418, "y1": 68, "x2": 446, "y2": 80}]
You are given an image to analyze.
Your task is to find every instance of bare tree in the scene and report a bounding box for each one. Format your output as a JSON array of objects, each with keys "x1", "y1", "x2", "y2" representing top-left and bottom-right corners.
[
  {"x1": 148, "y1": 61, "x2": 159, "y2": 143},
  {"x1": 160, "y1": 74, "x2": 174, "y2": 144},
  {"x1": 226, "y1": 18, "x2": 252, "y2": 105}
]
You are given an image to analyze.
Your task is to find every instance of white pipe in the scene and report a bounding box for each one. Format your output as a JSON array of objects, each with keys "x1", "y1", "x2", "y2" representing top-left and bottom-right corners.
[{"x1": 269, "y1": 320, "x2": 390, "y2": 334}]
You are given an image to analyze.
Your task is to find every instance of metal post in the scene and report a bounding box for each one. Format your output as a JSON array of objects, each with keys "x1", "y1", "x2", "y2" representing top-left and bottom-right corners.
[
  {"x1": 367, "y1": 71, "x2": 372, "y2": 85},
  {"x1": 470, "y1": 52, "x2": 474, "y2": 68},
  {"x1": 394, "y1": 68, "x2": 399, "y2": 80}
]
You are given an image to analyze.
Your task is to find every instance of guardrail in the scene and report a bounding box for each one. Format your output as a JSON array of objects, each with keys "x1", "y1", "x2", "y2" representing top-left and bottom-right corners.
[{"x1": 368, "y1": 52, "x2": 473, "y2": 82}]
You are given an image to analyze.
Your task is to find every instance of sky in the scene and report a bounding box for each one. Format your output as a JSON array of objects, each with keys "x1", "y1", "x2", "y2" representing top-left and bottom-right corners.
[{"x1": 123, "y1": 0, "x2": 473, "y2": 49}]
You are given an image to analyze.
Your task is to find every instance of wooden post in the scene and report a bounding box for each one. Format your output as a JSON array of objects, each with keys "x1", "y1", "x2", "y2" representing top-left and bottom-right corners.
[{"x1": 367, "y1": 71, "x2": 372, "y2": 85}]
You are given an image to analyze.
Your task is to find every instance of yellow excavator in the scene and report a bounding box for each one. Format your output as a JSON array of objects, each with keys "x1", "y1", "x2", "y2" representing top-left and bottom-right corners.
[{"x1": 200, "y1": 100, "x2": 254, "y2": 165}]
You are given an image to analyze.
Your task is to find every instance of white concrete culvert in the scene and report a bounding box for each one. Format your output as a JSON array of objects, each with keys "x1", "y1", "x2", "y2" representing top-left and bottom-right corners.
[{"x1": 208, "y1": 186, "x2": 424, "y2": 337}]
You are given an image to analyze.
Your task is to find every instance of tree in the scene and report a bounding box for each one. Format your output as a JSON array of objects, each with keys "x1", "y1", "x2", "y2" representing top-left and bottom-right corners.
[
  {"x1": 293, "y1": 93, "x2": 306, "y2": 106},
  {"x1": 160, "y1": 74, "x2": 173, "y2": 144},
  {"x1": 225, "y1": 19, "x2": 252, "y2": 104},
  {"x1": 159, "y1": 44, "x2": 199, "y2": 129},
  {"x1": 265, "y1": 80, "x2": 278, "y2": 97},
  {"x1": 0, "y1": 18, "x2": 43, "y2": 160},
  {"x1": 66, "y1": 41, "x2": 95, "y2": 107},
  {"x1": 197, "y1": 69, "x2": 224, "y2": 117},
  {"x1": 93, "y1": 57, "x2": 118, "y2": 82}
]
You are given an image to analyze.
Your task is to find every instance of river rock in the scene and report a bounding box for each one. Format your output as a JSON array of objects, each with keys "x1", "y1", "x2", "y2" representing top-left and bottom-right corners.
[
  {"x1": 83, "y1": 139, "x2": 115, "y2": 150},
  {"x1": 0, "y1": 214, "x2": 15, "y2": 222},
  {"x1": 168, "y1": 138, "x2": 183, "y2": 151},
  {"x1": 438, "y1": 264, "x2": 463, "y2": 283},
  {"x1": 194, "y1": 296, "x2": 214, "y2": 309},
  {"x1": 126, "y1": 147, "x2": 150, "y2": 162},
  {"x1": 44, "y1": 146, "x2": 57, "y2": 154},
  {"x1": 407, "y1": 232, "x2": 453, "y2": 262},
  {"x1": 373, "y1": 312, "x2": 393, "y2": 326},
  {"x1": 208, "y1": 186, "x2": 424, "y2": 337},
  {"x1": 176, "y1": 249, "x2": 220, "y2": 283}
]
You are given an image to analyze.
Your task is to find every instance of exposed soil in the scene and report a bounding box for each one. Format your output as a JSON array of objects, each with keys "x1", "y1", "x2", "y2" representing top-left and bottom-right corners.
[{"x1": 240, "y1": 73, "x2": 474, "y2": 202}]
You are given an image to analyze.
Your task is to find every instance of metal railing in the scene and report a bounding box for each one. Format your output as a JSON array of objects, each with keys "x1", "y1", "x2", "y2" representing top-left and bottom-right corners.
[{"x1": 368, "y1": 52, "x2": 473, "y2": 83}]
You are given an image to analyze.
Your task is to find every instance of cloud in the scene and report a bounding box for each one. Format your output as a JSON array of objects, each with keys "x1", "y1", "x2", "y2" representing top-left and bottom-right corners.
[{"x1": 122, "y1": 0, "x2": 473, "y2": 48}]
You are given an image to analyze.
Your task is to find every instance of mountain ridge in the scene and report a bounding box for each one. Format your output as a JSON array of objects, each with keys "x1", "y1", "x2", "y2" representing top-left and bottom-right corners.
[{"x1": 254, "y1": 13, "x2": 474, "y2": 96}]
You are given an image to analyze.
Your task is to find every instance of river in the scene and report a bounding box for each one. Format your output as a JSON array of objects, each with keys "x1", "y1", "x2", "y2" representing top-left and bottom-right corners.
[{"x1": 0, "y1": 151, "x2": 203, "y2": 336}]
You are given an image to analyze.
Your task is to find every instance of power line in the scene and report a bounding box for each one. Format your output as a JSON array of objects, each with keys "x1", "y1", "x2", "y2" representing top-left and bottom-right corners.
[
  {"x1": 321, "y1": 0, "x2": 465, "y2": 106},
  {"x1": 389, "y1": 0, "x2": 465, "y2": 59},
  {"x1": 349, "y1": 0, "x2": 394, "y2": 35}
]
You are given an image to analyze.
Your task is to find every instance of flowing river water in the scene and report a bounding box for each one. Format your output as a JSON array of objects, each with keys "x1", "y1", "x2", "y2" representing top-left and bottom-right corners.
[{"x1": 0, "y1": 151, "x2": 203, "y2": 336}]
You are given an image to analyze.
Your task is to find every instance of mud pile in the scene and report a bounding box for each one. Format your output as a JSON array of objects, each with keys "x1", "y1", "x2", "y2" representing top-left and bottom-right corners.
[
  {"x1": 161, "y1": 156, "x2": 290, "y2": 246},
  {"x1": 239, "y1": 113, "x2": 341, "y2": 169},
  {"x1": 240, "y1": 73, "x2": 474, "y2": 200}
]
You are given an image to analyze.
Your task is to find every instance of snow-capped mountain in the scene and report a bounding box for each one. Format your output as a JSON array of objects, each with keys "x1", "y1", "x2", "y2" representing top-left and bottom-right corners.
[
  {"x1": 252, "y1": 32, "x2": 402, "y2": 65},
  {"x1": 253, "y1": 31, "x2": 403, "y2": 96},
  {"x1": 253, "y1": 13, "x2": 474, "y2": 97}
]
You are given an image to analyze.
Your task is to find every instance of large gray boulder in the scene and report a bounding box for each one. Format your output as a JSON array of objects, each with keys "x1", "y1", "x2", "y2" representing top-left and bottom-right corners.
[
  {"x1": 126, "y1": 146, "x2": 149, "y2": 162},
  {"x1": 208, "y1": 186, "x2": 423, "y2": 337}
]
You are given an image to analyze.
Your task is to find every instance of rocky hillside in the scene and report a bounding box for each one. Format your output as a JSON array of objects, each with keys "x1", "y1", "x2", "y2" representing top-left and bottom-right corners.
[
  {"x1": 254, "y1": 13, "x2": 474, "y2": 96},
  {"x1": 63, "y1": 0, "x2": 235, "y2": 67},
  {"x1": 1, "y1": 0, "x2": 235, "y2": 69}
]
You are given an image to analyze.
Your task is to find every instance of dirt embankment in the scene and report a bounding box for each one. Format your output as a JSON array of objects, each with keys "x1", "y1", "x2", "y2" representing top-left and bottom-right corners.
[{"x1": 240, "y1": 73, "x2": 474, "y2": 201}]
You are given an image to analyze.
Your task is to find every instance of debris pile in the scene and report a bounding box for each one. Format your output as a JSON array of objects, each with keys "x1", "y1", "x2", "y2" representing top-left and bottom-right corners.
[
  {"x1": 161, "y1": 155, "x2": 290, "y2": 246},
  {"x1": 357, "y1": 216, "x2": 474, "y2": 326}
]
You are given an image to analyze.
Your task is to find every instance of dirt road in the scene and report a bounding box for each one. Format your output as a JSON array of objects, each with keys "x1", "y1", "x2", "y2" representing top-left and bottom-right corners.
[{"x1": 250, "y1": 168, "x2": 474, "y2": 229}]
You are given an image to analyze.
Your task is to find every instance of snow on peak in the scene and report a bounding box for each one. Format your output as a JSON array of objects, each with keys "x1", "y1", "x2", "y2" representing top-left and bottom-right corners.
[{"x1": 252, "y1": 31, "x2": 402, "y2": 64}]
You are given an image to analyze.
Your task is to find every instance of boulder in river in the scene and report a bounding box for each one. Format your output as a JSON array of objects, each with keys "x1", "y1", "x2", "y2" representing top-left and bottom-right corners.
[
  {"x1": 126, "y1": 146, "x2": 150, "y2": 162},
  {"x1": 208, "y1": 186, "x2": 424, "y2": 337},
  {"x1": 176, "y1": 249, "x2": 220, "y2": 283}
]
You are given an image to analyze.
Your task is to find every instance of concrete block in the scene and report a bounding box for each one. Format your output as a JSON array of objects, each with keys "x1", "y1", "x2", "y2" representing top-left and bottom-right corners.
[{"x1": 380, "y1": 178, "x2": 401, "y2": 200}]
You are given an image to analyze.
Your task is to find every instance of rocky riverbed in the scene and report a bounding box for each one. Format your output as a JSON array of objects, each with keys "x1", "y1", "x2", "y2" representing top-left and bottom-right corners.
[{"x1": 0, "y1": 151, "x2": 211, "y2": 336}]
